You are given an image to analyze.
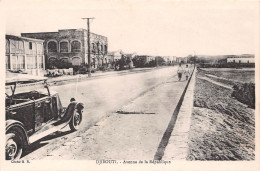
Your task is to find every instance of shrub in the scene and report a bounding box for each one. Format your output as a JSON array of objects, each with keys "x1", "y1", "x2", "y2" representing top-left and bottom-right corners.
[{"x1": 232, "y1": 83, "x2": 255, "y2": 108}]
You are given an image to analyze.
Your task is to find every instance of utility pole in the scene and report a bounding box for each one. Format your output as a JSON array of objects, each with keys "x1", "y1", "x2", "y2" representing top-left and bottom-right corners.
[
  {"x1": 82, "y1": 17, "x2": 95, "y2": 77},
  {"x1": 193, "y1": 51, "x2": 196, "y2": 68}
]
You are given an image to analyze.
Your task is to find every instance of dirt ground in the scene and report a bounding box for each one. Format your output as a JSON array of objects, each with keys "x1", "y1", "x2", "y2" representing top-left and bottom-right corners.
[
  {"x1": 187, "y1": 69, "x2": 255, "y2": 160},
  {"x1": 200, "y1": 68, "x2": 255, "y2": 84}
]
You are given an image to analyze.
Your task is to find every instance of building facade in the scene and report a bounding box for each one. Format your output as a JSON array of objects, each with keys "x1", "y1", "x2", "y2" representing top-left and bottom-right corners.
[
  {"x1": 5, "y1": 35, "x2": 45, "y2": 76},
  {"x1": 227, "y1": 55, "x2": 255, "y2": 63},
  {"x1": 21, "y1": 29, "x2": 108, "y2": 69}
]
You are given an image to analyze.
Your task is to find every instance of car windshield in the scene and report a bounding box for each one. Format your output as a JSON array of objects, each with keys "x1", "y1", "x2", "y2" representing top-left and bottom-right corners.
[
  {"x1": 5, "y1": 71, "x2": 48, "y2": 97},
  {"x1": 5, "y1": 81, "x2": 49, "y2": 98}
]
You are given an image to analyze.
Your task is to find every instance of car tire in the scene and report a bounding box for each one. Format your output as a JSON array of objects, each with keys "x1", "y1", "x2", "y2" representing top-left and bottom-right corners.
[
  {"x1": 69, "y1": 109, "x2": 83, "y2": 131},
  {"x1": 6, "y1": 132, "x2": 23, "y2": 160}
]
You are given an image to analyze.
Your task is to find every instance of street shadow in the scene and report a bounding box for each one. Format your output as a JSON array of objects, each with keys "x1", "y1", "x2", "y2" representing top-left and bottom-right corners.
[
  {"x1": 172, "y1": 80, "x2": 188, "y2": 82},
  {"x1": 22, "y1": 130, "x2": 74, "y2": 158},
  {"x1": 116, "y1": 111, "x2": 156, "y2": 115}
]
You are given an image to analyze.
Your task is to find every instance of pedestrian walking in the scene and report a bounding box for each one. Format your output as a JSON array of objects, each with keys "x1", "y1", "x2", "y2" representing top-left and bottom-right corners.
[
  {"x1": 177, "y1": 63, "x2": 184, "y2": 81},
  {"x1": 185, "y1": 64, "x2": 190, "y2": 80}
]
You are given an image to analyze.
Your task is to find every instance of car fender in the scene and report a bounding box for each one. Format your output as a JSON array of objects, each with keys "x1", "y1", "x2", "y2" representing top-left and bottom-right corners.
[
  {"x1": 6, "y1": 120, "x2": 29, "y2": 147},
  {"x1": 59, "y1": 102, "x2": 84, "y2": 124}
]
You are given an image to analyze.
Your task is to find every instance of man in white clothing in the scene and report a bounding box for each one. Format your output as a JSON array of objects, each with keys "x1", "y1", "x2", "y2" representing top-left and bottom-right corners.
[
  {"x1": 184, "y1": 64, "x2": 190, "y2": 80},
  {"x1": 177, "y1": 63, "x2": 184, "y2": 81}
]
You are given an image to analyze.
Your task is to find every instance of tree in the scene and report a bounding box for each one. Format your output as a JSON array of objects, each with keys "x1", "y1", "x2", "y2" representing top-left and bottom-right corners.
[
  {"x1": 155, "y1": 56, "x2": 165, "y2": 66},
  {"x1": 132, "y1": 56, "x2": 146, "y2": 68}
]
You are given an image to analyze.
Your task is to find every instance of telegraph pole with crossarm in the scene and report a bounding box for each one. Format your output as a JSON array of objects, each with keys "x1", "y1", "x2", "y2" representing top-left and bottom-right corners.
[{"x1": 82, "y1": 17, "x2": 95, "y2": 77}]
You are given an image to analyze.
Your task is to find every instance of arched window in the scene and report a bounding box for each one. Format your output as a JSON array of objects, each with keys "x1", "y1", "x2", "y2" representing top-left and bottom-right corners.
[
  {"x1": 96, "y1": 43, "x2": 99, "y2": 53},
  {"x1": 104, "y1": 45, "x2": 107, "y2": 54},
  {"x1": 92, "y1": 43, "x2": 95, "y2": 53},
  {"x1": 60, "y1": 41, "x2": 69, "y2": 53},
  {"x1": 101, "y1": 45, "x2": 103, "y2": 53},
  {"x1": 48, "y1": 41, "x2": 57, "y2": 52},
  {"x1": 71, "y1": 40, "x2": 81, "y2": 52}
]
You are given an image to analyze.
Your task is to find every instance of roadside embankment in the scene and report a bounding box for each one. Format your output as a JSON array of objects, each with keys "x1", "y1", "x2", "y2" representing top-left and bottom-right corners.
[{"x1": 187, "y1": 69, "x2": 255, "y2": 160}]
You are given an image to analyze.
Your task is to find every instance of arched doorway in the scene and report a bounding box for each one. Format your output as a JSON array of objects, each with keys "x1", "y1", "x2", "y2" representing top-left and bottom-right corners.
[
  {"x1": 72, "y1": 57, "x2": 81, "y2": 66},
  {"x1": 48, "y1": 57, "x2": 57, "y2": 69},
  {"x1": 59, "y1": 57, "x2": 70, "y2": 68}
]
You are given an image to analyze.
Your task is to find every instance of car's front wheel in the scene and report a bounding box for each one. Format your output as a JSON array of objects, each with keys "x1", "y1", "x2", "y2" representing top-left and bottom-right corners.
[
  {"x1": 6, "y1": 132, "x2": 23, "y2": 160},
  {"x1": 69, "y1": 109, "x2": 83, "y2": 131}
]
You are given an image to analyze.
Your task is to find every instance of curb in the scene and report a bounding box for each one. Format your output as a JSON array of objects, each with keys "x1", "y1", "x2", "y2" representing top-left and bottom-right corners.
[
  {"x1": 154, "y1": 67, "x2": 196, "y2": 160},
  {"x1": 163, "y1": 67, "x2": 196, "y2": 160}
]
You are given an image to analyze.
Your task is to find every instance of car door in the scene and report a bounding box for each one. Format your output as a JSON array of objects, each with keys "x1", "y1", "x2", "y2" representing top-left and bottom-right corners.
[
  {"x1": 7, "y1": 100, "x2": 35, "y2": 135},
  {"x1": 34, "y1": 96, "x2": 53, "y2": 131}
]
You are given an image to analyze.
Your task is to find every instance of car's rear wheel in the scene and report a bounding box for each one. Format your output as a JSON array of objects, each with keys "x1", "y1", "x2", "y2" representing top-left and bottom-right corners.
[
  {"x1": 6, "y1": 132, "x2": 23, "y2": 160},
  {"x1": 69, "y1": 109, "x2": 83, "y2": 131}
]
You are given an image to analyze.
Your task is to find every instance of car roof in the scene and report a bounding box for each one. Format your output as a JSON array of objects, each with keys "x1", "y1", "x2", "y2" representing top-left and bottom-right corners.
[{"x1": 6, "y1": 71, "x2": 47, "y2": 85}]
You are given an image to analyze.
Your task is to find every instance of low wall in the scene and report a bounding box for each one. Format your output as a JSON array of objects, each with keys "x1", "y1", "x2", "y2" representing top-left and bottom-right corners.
[{"x1": 46, "y1": 68, "x2": 73, "y2": 77}]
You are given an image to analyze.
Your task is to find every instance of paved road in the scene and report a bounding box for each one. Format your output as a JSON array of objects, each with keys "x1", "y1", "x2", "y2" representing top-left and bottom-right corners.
[{"x1": 22, "y1": 66, "x2": 190, "y2": 159}]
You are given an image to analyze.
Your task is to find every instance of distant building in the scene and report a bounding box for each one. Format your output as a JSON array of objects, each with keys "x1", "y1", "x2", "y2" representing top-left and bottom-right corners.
[
  {"x1": 123, "y1": 52, "x2": 137, "y2": 59},
  {"x1": 135, "y1": 55, "x2": 155, "y2": 64},
  {"x1": 107, "y1": 50, "x2": 123, "y2": 62},
  {"x1": 21, "y1": 29, "x2": 108, "y2": 69},
  {"x1": 162, "y1": 56, "x2": 176, "y2": 64},
  {"x1": 176, "y1": 57, "x2": 188, "y2": 63},
  {"x1": 227, "y1": 55, "x2": 255, "y2": 64},
  {"x1": 5, "y1": 34, "x2": 45, "y2": 76},
  {"x1": 122, "y1": 52, "x2": 136, "y2": 68}
]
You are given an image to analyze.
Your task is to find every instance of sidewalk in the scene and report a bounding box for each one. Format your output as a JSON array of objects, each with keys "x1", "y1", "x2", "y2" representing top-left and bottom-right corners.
[{"x1": 162, "y1": 68, "x2": 196, "y2": 160}]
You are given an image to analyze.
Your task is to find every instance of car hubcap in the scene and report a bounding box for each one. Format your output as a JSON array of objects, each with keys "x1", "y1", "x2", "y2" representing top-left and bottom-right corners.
[{"x1": 6, "y1": 139, "x2": 17, "y2": 158}]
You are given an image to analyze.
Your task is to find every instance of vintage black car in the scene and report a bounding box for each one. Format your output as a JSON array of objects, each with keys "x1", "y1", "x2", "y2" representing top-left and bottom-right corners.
[{"x1": 5, "y1": 73, "x2": 84, "y2": 160}]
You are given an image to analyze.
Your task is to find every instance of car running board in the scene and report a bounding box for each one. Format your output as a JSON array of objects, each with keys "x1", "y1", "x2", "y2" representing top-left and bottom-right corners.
[{"x1": 29, "y1": 120, "x2": 69, "y2": 144}]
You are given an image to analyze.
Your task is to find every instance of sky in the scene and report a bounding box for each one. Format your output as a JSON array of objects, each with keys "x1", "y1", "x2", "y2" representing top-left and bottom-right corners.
[{"x1": 3, "y1": 0, "x2": 259, "y2": 57}]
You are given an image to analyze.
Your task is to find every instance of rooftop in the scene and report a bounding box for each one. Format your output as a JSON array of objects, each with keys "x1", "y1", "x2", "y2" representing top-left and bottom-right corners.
[
  {"x1": 6, "y1": 34, "x2": 44, "y2": 42},
  {"x1": 226, "y1": 55, "x2": 254, "y2": 58},
  {"x1": 22, "y1": 28, "x2": 107, "y2": 39}
]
